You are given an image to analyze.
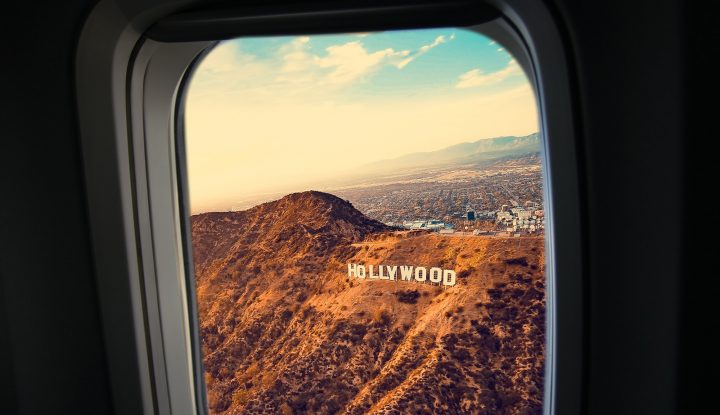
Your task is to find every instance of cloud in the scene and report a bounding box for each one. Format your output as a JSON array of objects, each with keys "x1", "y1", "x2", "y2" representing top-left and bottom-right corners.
[
  {"x1": 279, "y1": 36, "x2": 313, "y2": 73},
  {"x1": 315, "y1": 42, "x2": 409, "y2": 85},
  {"x1": 193, "y1": 33, "x2": 458, "y2": 101},
  {"x1": 195, "y1": 42, "x2": 239, "y2": 74},
  {"x1": 420, "y1": 34, "x2": 451, "y2": 53},
  {"x1": 191, "y1": 42, "x2": 271, "y2": 99},
  {"x1": 195, "y1": 42, "x2": 262, "y2": 76},
  {"x1": 455, "y1": 59, "x2": 522, "y2": 89},
  {"x1": 275, "y1": 33, "x2": 455, "y2": 85},
  {"x1": 396, "y1": 34, "x2": 455, "y2": 69}
]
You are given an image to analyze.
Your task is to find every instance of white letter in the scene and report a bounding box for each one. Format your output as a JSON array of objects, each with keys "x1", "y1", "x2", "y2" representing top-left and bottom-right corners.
[
  {"x1": 357, "y1": 265, "x2": 366, "y2": 279},
  {"x1": 387, "y1": 266, "x2": 397, "y2": 281},
  {"x1": 348, "y1": 263, "x2": 357, "y2": 278},
  {"x1": 415, "y1": 267, "x2": 427, "y2": 282},
  {"x1": 429, "y1": 267, "x2": 442, "y2": 283},
  {"x1": 379, "y1": 265, "x2": 389, "y2": 280},
  {"x1": 369, "y1": 265, "x2": 379, "y2": 279},
  {"x1": 443, "y1": 270, "x2": 457, "y2": 287},
  {"x1": 400, "y1": 266, "x2": 414, "y2": 281}
]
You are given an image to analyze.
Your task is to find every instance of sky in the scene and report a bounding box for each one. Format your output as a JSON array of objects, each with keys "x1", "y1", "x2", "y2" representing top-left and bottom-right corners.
[{"x1": 185, "y1": 28, "x2": 538, "y2": 213}]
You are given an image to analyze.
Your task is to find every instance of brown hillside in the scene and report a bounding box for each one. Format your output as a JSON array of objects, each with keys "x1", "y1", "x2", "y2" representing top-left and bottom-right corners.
[{"x1": 191, "y1": 191, "x2": 545, "y2": 415}]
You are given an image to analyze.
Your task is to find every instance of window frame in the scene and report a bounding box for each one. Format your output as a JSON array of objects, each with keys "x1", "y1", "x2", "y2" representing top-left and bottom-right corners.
[{"x1": 76, "y1": 1, "x2": 584, "y2": 414}]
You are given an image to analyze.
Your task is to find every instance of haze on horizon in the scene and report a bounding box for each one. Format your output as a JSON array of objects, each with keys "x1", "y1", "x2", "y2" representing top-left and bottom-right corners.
[{"x1": 185, "y1": 28, "x2": 538, "y2": 213}]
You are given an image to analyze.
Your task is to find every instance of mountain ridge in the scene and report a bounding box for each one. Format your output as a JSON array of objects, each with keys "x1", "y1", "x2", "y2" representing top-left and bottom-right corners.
[
  {"x1": 362, "y1": 132, "x2": 540, "y2": 171},
  {"x1": 191, "y1": 191, "x2": 394, "y2": 276}
]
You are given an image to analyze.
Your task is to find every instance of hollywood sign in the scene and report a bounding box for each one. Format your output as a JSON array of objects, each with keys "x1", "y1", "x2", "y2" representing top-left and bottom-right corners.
[{"x1": 347, "y1": 263, "x2": 457, "y2": 287}]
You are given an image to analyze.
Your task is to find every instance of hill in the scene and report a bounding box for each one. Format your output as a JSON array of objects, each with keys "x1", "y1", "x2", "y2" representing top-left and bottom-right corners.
[{"x1": 191, "y1": 191, "x2": 545, "y2": 414}]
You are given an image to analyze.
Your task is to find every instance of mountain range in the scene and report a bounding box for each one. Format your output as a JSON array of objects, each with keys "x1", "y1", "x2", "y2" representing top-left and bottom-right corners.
[{"x1": 362, "y1": 133, "x2": 540, "y2": 172}]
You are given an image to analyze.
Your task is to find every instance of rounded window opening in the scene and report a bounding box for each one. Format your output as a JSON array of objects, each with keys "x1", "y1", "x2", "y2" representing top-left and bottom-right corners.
[{"x1": 184, "y1": 28, "x2": 545, "y2": 414}]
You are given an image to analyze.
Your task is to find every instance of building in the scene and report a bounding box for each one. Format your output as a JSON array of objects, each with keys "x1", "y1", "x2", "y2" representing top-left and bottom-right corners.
[
  {"x1": 467, "y1": 210, "x2": 475, "y2": 221},
  {"x1": 402, "y1": 219, "x2": 451, "y2": 231},
  {"x1": 496, "y1": 211, "x2": 512, "y2": 222},
  {"x1": 517, "y1": 210, "x2": 532, "y2": 219}
]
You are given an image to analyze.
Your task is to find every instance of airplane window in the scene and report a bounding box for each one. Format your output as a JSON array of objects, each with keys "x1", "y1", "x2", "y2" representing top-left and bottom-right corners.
[{"x1": 184, "y1": 28, "x2": 545, "y2": 414}]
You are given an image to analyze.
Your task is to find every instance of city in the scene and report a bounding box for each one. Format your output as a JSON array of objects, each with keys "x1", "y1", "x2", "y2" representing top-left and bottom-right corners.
[{"x1": 332, "y1": 155, "x2": 544, "y2": 237}]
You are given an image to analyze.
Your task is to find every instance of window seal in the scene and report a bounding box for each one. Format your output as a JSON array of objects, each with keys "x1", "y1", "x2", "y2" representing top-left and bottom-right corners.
[{"x1": 146, "y1": 0, "x2": 500, "y2": 42}]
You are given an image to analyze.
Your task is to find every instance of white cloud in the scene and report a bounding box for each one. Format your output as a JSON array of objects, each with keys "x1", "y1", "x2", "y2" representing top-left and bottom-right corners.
[
  {"x1": 195, "y1": 42, "x2": 272, "y2": 78},
  {"x1": 279, "y1": 36, "x2": 313, "y2": 73},
  {"x1": 397, "y1": 34, "x2": 454, "y2": 69},
  {"x1": 419, "y1": 34, "x2": 449, "y2": 53},
  {"x1": 191, "y1": 42, "x2": 271, "y2": 100},
  {"x1": 196, "y1": 34, "x2": 456, "y2": 97},
  {"x1": 455, "y1": 59, "x2": 522, "y2": 89},
  {"x1": 195, "y1": 42, "x2": 240, "y2": 74},
  {"x1": 315, "y1": 42, "x2": 409, "y2": 85},
  {"x1": 274, "y1": 34, "x2": 455, "y2": 85}
]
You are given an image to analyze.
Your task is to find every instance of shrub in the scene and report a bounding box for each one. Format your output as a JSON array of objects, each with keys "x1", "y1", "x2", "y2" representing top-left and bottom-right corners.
[
  {"x1": 244, "y1": 363, "x2": 260, "y2": 380},
  {"x1": 372, "y1": 307, "x2": 392, "y2": 326},
  {"x1": 261, "y1": 371, "x2": 276, "y2": 389},
  {"x1": 280, "y1": 403, "x2": 293, "y2": 415},
  {"x1": 395, "y1": 289, "x2": 420, "y2": 304},
  {"x1": 232, "y1": 388, "x2": 249, "y2": 407},
  {"x1": 505, "y1": 257, "x2": 529, "y2": 266},
  {"x1": 204, "y1": 372, "x2": 214, "y2": 388},
  {"x1": 280, "y1": 309, "x2": 293, "y2": 321},
  {"x1": 458, "y1": 268, "x2": 475, "y2": 279}
]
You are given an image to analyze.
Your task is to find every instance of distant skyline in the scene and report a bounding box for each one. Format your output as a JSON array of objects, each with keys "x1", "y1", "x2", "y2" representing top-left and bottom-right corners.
[{"x1": 185, "y1": 28, "x2": 538, "y2": 213}]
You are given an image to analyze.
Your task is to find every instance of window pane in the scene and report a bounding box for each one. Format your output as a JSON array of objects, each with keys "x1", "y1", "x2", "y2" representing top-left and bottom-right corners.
[{"x1": 185, "y1": 28, "x2": 545, "y2": 414}]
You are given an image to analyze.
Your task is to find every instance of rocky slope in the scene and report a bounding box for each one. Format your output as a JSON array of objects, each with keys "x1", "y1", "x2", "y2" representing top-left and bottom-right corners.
[{"x1": 191, "y1": 191, "x2": 545, "y2": 414}]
